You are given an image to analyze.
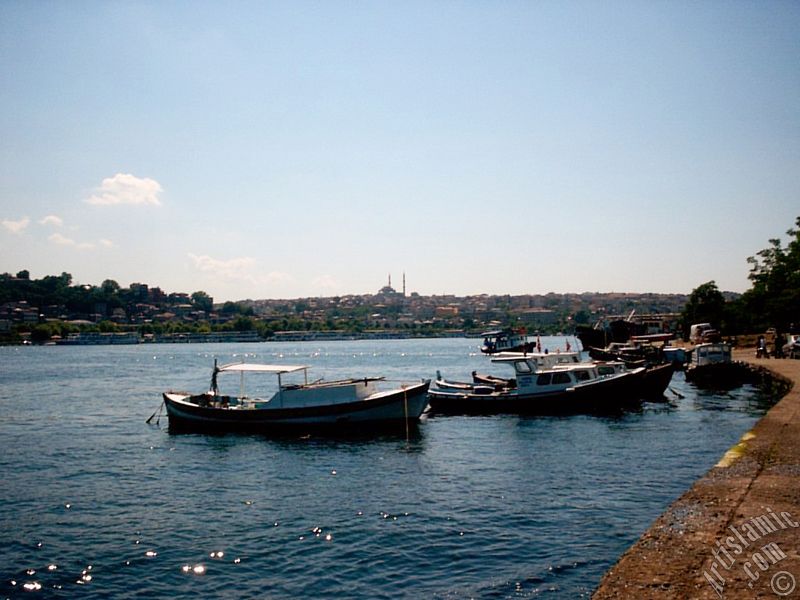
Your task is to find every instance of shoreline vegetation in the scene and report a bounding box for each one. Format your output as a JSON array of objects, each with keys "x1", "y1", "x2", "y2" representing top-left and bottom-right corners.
[
  {"x1": 1, "y1": 270, "x2": 692, "y2": 346},
  {"x1": 2, "y1": 216, "x2": 798, "y2": 346}
]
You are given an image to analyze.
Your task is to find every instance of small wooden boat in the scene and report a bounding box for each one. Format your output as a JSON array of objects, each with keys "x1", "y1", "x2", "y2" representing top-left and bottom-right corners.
[
  {"x1": 162, "y1": 361, "x2": 430, "y2": 432},
  {"x1": 587, "y1": 334, "x2": 676, "y2": 366}
]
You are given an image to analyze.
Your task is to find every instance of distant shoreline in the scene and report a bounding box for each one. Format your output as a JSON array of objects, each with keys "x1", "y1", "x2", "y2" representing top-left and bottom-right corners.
[{"x1": 2, "y1": 330, "x2": 582, "y2": 346}]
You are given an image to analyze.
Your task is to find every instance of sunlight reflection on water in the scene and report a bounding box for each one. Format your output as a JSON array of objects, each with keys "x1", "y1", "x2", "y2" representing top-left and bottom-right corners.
[{"x1": 0, "y1": 339, "x2": 777, "y2": 598}]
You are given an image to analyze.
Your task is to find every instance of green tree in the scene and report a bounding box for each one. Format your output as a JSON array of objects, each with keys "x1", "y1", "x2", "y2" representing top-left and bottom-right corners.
[
  {"x1": 191, "y1": 291, "x2": 213, "y2": 313},
  {"x1": 741, "y1": 216, "x2": 800, "y2": 331},
  {"x1": 573, "y1": 310, "x2": 592, "y2": 325},
  {"x1": 233, "y1": 316, "x2": 255, "y2": 332},
  {"x1": 97, "y1": 320, "x2": 118, "y2": 333},
  {"x1": 101, "y1": 279, "x2": 120, "y2": 295},
  {"x1": 30, "y1": 323, "x2": 56, "y2": 343},
  {"x1": 682, "y1": 281, "x2": 726, "y2": 338}
]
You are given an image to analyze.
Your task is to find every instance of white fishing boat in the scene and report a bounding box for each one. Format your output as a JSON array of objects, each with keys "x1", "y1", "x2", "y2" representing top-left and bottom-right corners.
[
  {"x1": 685, "y1": 342, "x2": 734, "y2": 385},
  {"x1": 162, "y1": 361, "x2": 430, "y2": 431},
  {"x1": 688, "y1": 342, "x2": 732, "y2": 368}
]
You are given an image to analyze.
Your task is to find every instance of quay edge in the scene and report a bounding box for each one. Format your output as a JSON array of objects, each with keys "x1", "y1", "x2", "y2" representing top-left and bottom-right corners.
[{"x1": 592, "y1": 349, "x2": 800, "y2": 599}]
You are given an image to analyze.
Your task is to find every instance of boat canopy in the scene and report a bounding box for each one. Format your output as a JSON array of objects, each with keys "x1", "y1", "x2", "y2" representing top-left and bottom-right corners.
[
  {"x1": 630, "y1": 333, "x2": 674, "y2": 343},
  {"x1": 217, "y1": 363, "x2": 308, "y2": 374}
]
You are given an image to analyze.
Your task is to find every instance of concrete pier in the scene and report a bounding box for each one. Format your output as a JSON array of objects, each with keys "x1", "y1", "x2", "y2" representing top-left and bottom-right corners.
[{"x1": 593, "y1": 351, "x2": 800, "y2": 599}]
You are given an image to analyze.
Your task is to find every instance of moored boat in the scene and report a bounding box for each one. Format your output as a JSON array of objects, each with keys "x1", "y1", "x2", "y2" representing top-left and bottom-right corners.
[
  {"x1": 162, "y1": 361, "x2": 430, "y2": 432},
  {"x1": 587, "y1": 333, "x2": 676, "y2": 367},
  {"x1": 429, "y1": 355, "x2": 645, "y2": 415},
  {"x1": 478, "y1": 349, "x2": 674, "y2": 400},
  {"x1": 685, "y1": 342, "x2": 735, "y2": 387},
  {"x1": 480, "y1": 328, "x2": 537, "y2": 354},
  {"x1": 637, "y1": 361, "x2": 675, "y2": 399}
]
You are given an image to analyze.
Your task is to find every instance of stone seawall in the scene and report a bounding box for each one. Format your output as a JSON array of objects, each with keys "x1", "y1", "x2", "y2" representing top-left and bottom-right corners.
[{"x1": 593, "y1": 351, "x2": 800, "y2": 599}]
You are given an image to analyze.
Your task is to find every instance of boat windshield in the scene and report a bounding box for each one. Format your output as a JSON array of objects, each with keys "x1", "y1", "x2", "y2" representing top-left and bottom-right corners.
[{"x1": 513, "y1": 361, "x2": 534, "y2": 374}]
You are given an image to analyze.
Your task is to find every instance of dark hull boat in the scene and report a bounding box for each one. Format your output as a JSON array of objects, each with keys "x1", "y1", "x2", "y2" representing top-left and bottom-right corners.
[
  {"x1": 429, "y1": 355, "x2": 646, "y2": 416},
  {"x1": 162, "y1": 361, "x2": 430, "y2": 432},
  {"x1": 480, "y1": 328, "x2": 536, "y2": 354},
  {"x1": 684, "y1": 342, "x2": 739, "y2": 389},
  {"x1": 638, "y1": 361, "x2": 675, "y2": 400},
  {"x1": 575, "y1": 319, "x2": 640, "y2": 350}
]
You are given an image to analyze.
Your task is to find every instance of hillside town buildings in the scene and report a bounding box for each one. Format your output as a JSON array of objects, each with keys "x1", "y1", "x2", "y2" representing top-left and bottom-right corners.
[{"x1": 2, "y1": 271, "x2": 701, "y2": 342}]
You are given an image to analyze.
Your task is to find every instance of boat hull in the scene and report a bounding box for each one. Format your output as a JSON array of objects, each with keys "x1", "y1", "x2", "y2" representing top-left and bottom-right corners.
[
  {"x1": 481, "y1": 341, "x2": 537, "y2": 355},
  {"x1": 639, "y1": 362, "x2": 675, "y2": 400},
  {"x1": 428, "y1": 372, "x2": 643, "y2": 416},
  {"x1": 163, "y1": 380, "x2": 430, "y2": 432},
  {"x1": 685, "y1": 363, "x2": 746, "y2": 389}
]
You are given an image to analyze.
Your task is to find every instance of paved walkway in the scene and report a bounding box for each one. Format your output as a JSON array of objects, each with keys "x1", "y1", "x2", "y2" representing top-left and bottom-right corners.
[{"x1": 593, "y1": 351, "x2": 800, "y2": 599}]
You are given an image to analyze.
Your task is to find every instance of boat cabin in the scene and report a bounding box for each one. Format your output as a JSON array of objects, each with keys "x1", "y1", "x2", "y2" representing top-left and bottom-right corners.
[
  {"x1": 690, "y1": 342, "x2": 731, "y2": 368},
  {"x1": 480, "y1": 329, "x2": 531, "y2": 353},
  {"x1": 492, "y1": 351, "x2": 582, "y2": 369},
  {"x1": 208, "y1": 362, "x2": 384, "y2": 409},
  {"x1": 488, "y1": 355, "x2": 609, "y2": 394}
]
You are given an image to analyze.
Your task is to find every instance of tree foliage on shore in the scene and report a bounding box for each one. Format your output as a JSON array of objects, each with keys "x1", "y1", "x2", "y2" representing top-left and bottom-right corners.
[
  {"x1": 6, "y1": 217, "x2": 798, "y2": 344},
  {"x1": 683, "y1": 216, "x2": 800, "y2": 335},
  {"x1": 741, "y1": 216, "x2": 800, "y2": 332},
  {"x1": 681, "y1": 281, "x2": 727, "y2": 335},
  {"x1": 0, "y1": 271, "x2": 218, "y2": 316}
]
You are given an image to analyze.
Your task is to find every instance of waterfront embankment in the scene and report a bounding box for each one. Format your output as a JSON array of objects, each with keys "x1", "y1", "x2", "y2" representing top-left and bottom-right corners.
[{"x1": 593, "y1": 350, "x2": 800, "y2": 598}]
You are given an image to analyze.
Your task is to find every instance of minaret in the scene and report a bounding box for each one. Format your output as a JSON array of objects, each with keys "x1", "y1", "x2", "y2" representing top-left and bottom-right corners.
[
  {"x1": 402, "y1": 272, "x2": 406, "y2": 296},
  {"x1": 388, "y1": 273, "x2": 392, "y2": 289}
]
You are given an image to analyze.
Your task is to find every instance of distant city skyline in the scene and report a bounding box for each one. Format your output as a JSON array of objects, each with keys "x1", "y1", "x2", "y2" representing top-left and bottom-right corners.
[{"x1": 2, "y1": 2, "x2": 798, "y2": 302}]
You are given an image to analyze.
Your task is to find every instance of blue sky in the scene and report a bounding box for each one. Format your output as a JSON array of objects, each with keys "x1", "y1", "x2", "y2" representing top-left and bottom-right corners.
[{"x1": 1, "y1": 1, "x2": 798, "y2": 302}]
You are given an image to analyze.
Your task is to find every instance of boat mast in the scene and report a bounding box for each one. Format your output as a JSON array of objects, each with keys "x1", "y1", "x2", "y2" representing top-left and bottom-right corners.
[{"x1": 211, "y1": 359, "x2": 219, "y2": 394}]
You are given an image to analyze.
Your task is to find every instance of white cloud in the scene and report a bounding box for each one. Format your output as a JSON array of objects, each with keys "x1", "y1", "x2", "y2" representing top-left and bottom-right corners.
[
  {"x1": 312, "y1": 275, "x2": 340, "y2": 290},
  {"x1": 99, "y1": 238, "x2": 115, "y2": 248},
  {"x1": 85, "y1": 173, "x2": 163, "y2": 206},
  {"x1": 49, "y1": 233, "x2": 73, "y2": 245},
  {"x1": 189, "y1": 254, "x2": 256, "y2": 278},
  {"x1": 39, "y1": 215, "x2": 64, "y2": 227},
  {"x1": 2, "y1": 216, "x2": 30, "y2": 234},
  {"x1": 48, "y1": 233, "x2": 95, "y2": 250},
  {"x1": 188, "y1": 253, "x2": 292, "y2": 285}
]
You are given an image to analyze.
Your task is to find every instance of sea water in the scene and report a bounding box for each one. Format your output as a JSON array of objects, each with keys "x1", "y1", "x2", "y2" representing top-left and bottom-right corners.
[{"x1": 0, "y1": 338, "x2": 775, "y2": 598}]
